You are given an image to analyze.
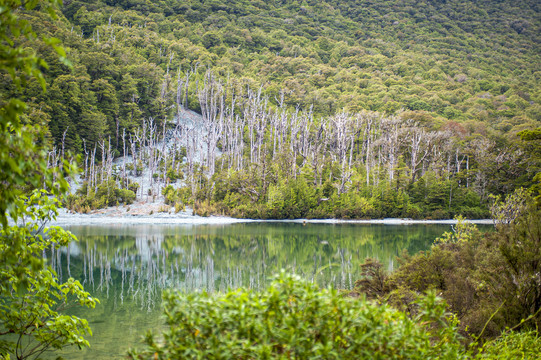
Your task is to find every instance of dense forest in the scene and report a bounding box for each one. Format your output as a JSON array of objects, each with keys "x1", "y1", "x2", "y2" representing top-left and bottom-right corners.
[{"x1": 2, "y1": 0, "x2": 539, "y2": 219}]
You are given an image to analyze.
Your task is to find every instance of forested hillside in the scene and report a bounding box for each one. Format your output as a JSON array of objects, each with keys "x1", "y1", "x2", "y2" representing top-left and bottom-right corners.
[{"x1": 3, "y1": 0, "x2": 540, "y2": 219}]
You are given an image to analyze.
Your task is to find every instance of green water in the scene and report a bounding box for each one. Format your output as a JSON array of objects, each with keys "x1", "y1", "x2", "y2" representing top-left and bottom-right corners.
[{"x1": 48, "y1": 222, "x2": 478, "y2": 359}]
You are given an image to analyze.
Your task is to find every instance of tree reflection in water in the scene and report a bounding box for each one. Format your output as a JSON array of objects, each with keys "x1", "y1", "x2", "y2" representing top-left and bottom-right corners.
[{"x1": 46, "y1": 223, "x2": 455, "y2": 312}]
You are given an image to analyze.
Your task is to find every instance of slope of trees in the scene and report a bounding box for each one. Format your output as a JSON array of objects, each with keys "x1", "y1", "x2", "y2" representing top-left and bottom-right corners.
[
  {"x1": 64, "y1": 73, "x2": 537, "y2": 219},
  {"x1": 2, "y1": 0, "x2": 539, "y2": 218},
  {"x1": 17, "y1": 0, "x2": 539, "y2": 152}
]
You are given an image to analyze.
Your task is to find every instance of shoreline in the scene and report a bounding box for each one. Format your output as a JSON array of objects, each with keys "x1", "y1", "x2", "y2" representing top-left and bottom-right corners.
[{"x1": 51, "y1": 208, "x2": 494, "y2": 226}]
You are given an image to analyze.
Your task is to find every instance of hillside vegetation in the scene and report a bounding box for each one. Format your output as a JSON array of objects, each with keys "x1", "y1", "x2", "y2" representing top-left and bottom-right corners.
[{"x1": 2, "y1": 0, "x2": 540, "y2": 218}]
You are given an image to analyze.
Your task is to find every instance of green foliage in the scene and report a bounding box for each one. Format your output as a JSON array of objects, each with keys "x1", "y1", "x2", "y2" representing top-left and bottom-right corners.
[
  {"x1": 0, "y1": 1, "x2": 97, "y2": 358},
  {"x1": 0, "y1": 0, "x2": 68, "y2": 227},
  {"x1": 3, "y1": 0, "x2": 538, "y2": 152},
  {"x1": 266, "y1": 178, "x2": 318, "y2": 219},
  {"x1": 66, "y1": 179, "x2": 136, "y2": 211},
  {"x1": 128, "y1": 181, "x2": 140, "y2": 194},
  {"x1": 196, "y1": 171, "x2": 489, "y2": 220},
  {"x1": 435, "y1": 216, "x2": 481, "y2": 245},
  {"x1": 128, "y1": 272, "x2": 466, "y2": 359},
  {"x1": 353, "y1": 258, "x2": 389, "y2": 301},
  {"x1": 2, "y1": 0, "x2": 537, "y2": 220},
  {"x1": 517, "y1": 129, "x2": 541, "y2": 205},
  {"x1": 166, "y1": 166, "x2": 183, "y2": 182},
  {"x1": 0, "y1": 193, "x2": 99, "y2": 359},
  {"x1": 475, "y1": 331, "x2": 541, "y2": 360},
  {"x1": 518, "y1": 128, "x2": 541, "y2": 141},
  {"x1": 0, "y1": 0, "x2": 66, "y2": 91},
  {"x1": 115, "y1": 188, "x2": 136, "y2": 205},
  {"x1": 353, "y1": 194, "x2": 541, "y2": 341},
  {"x1": 489, "y1": 188, "x2": 530, "y2": 224},
  {"x1": 162, "y1": 184, "x2": 182, "y2": 207}
]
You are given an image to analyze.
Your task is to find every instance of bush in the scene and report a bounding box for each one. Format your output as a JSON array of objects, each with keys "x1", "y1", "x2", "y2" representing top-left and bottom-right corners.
[
  {"x1": 476, "y1": 331, "x2": 541, "y2": 359},
  {"x1": 174, "y1": 202, "x2": 185, "y2": 213},
  {"x1": 166, "y1": 167, "x2": 183, "y2": 182},
  {"x1": 128, "y1": 273, "x2": 466, "y2": 359},
  {"x1": 429, "y1": 208, "x2": 449, "y2": 219},
  {"x1": 65, "y1": 179, "x2": 136, "y2": 211},
  {"x1": 115, "y1": 188, "x2": 136, "y2": 205},
  {"x1": 405, "y1": 202, "x2": 423, "y2": 219},
  {"x1": 128, "y1": 181, "x2": 140, "y2": 194},
  {"x1": 162, "y1": 185, "x2": 178, "y2": 205},
  {"x1": 193, "y1": 201, "x2": 218, "y2": 217},
  {"x1": 354, "y1": 194, "x2": 541, "y2": 340}
]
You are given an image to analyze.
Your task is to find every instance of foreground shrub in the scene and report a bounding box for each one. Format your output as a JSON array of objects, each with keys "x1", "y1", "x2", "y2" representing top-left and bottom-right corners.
[
  {"x1": 353, "y1": 191, "x2": 541, "y2": 340},
  {"x1": 475, "y1": 331, "x2": 541, "y2": 359},
  {"x1": 1, "y1": 191, "x2": 99, "y2": 359},
  {"x1": 128, "y1": 272, "x2": 465, "y2": 359}
]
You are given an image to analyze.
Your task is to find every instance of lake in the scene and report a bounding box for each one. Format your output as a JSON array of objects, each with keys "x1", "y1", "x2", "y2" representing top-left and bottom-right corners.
[{"x1": 49, "y1": 222, "x2": 484, "y2": 359}]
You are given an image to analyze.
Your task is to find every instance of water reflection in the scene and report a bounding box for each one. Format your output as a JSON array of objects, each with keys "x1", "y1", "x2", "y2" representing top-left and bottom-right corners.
[
  {"x1": 48, "y1": 223, "x2": 461, "y2": 359},
  {"x1": 50, "y1": 223, "x2": 451, "y2": 310}
]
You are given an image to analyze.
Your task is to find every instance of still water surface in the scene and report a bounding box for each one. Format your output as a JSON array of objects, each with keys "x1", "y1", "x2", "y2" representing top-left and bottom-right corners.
[{"x1": 49, "y1": 223, "x2": 473, "y2": 359}]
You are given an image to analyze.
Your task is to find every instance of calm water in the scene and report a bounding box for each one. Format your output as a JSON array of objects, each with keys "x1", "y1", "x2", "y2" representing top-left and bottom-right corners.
[{"x1": 48, "y1": 223, "x2": 475, "y2": 359}]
